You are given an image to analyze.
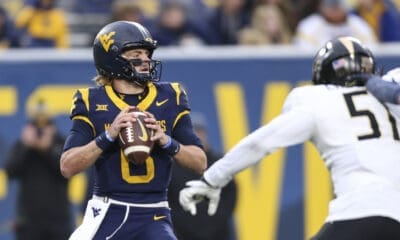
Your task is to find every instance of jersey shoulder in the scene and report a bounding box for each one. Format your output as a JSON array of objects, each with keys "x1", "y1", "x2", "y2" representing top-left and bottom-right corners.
[
  {"x1": 283, "y1": 85, "x2": 322, "y2": 112},
  {"x1": 70, "y1": 85, "x2": 105, "y2": 118},
  {"x1": 153, "y1": 81, "x2": 186, "y2": 95},
  {"x1": 153, "y1": 82, "x2": 190, "y2": 109},
  {"x1": 283, "y1": 85, "x2": 363, "y2": 113}
]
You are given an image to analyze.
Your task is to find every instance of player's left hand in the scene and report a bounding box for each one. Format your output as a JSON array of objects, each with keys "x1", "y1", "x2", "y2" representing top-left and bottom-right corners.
[
  {"x1": 179, "y1": 179, "x2": 221, "y2": 216},
  {"x1": 143, "y1": 111, "x2": 169, "y2": 146}
]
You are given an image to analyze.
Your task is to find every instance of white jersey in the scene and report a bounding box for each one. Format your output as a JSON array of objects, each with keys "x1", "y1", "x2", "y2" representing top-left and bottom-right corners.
[{"x1": 204, "y1": 84, "x2": 400, "y2": 223}]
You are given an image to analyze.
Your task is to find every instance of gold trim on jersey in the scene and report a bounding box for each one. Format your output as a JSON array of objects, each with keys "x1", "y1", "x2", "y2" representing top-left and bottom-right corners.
[
  {"x1": 79, "y1": 88, "x2": 90, "y2": 112},
  {"x1": 72, "y1": 115, "x2": 96, "y2": 136},
  {"x1": 138, "y1": 83, "x2": 157, "y2": 110},
  {"x1": 171, "y1": 83, "x2": 181, "y2": 105},
  {"x1": 105, "y1": 85, "x2": 128, "y2": 109},
  {"x1": 173, "y1": 110, "x2": 190, "y2": 129},
  {"x1": 104, "y1": 83, "x2": 157, "y2": 111}
]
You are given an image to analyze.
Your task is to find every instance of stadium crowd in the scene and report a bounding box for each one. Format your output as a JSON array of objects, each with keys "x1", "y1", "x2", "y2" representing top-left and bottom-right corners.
[{"x1": 0, "y1": 0, "x2": 399, "y2": 49}]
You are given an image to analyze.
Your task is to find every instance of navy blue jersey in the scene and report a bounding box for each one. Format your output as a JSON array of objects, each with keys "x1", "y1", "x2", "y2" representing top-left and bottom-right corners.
[{"x1": 64, "y1": 82, "x2": 202, "y2": 204}]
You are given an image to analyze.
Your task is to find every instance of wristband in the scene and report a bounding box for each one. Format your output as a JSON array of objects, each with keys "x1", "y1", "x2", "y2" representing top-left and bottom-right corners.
[
  {"x1": 95, "y1": 131, "x2": 114, "y2": 151},
  {"x1": 161, "y1": 136, "x2": 180, "y2": 156},
  {"x1": 160, "y1": 136, "x2": 172, "y2": 148},
  {"x1": 105, "y1": 130, "x2": 115, "y2": 142}
]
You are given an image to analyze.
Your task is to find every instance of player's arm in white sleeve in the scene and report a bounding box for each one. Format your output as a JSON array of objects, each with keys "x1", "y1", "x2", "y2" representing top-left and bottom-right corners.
[
  {"x1": 204, "y1": 107, "x2": 314, "y2": 188},
  {"x1": 366, "y1": 68, "x2": 400, "y2": 104},
  {"x1": 179, "y1": 87, "x2": 315, "y2": 215}
]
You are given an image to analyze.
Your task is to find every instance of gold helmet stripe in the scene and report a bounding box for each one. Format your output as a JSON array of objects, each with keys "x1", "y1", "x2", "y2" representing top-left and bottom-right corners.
[{"x1": 338, "y1": 37, "x2": 355, "y2": 58}]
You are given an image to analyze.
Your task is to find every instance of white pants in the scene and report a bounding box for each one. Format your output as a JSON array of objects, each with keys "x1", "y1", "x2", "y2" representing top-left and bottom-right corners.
[{"x1": 68, "y1": 198, "x2": 110, "y2": 240}]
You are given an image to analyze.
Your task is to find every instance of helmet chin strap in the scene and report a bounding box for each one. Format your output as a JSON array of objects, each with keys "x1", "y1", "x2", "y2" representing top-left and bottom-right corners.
[
  {"x1": 125, "y1": 58, "x2": 151, "y2": 86},
  {"x1": 119, "y1": 58, "x2": 161, "y2": 85},
  {"x1": 132, "y1": 73, "x2": 151, "y2": 86}
]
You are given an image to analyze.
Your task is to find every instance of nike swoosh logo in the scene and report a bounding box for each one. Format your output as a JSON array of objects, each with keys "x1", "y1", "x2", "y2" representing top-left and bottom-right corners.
[
  {"x1": 137, "y1": 119, "x2": 148, "y2": 142},
  {"x1": 153, "y1": 215, "x2": 167, "y2": 221},
  {"x1": 155, "y1": 99, "x2": 169, "y2": 106}
]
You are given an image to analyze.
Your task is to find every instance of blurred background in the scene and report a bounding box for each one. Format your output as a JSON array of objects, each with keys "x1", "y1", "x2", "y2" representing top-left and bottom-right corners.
[{"x1": 0, "y1": 0, "x2": 399, "y2": 240}]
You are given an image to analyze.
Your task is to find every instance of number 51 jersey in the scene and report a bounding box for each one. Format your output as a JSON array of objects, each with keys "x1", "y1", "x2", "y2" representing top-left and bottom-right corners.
[{"x1": 284, "y1": 85, "x2": 400, "y2": 223}]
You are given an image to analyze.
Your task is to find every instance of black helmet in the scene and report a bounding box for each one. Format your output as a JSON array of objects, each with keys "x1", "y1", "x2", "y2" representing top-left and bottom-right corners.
[
  {"x1": 93, "y1": 21, "x2": 162, "y2": 86},
  {"x1": 312, "y1": 36, "x2": 375, "y2": 86}
]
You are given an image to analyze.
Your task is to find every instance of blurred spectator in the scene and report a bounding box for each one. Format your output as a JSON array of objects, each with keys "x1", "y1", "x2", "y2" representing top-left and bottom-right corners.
[
  {"x1": 252, "y1": 0, "x2": 298, "y2": 33},
  {"x1": 0, "y1": 6, "x2": 20, "y2": 48},
  {"x1": 208, "y1": 0, "x2": 251, "y2": 45},
  {"x1": 395, "y1": 0, "x2": 400, "y2": 8},
  {"x1": 84, "y1": 0, "x2": 152, "y2": 50},
  {"x1": 238, "y1": 4, "x2": 292, "y2": 45},
  {"x1": 4, "y1": 99, "x2": 72, "y2": 240},
  {"x1": 14, "y1": 0, "x2": 69, "y2": 48},
  {"x1": 293, "y1": 0, "x2": 377, "y2": 49},
  {"x1": 1, "y1": 0, "x2": 25, "y2": 17},
  {"x1": 352, "y1": 0, "x2": 400, "y2": 42},
  {"x1": 168, "y1": 111, "x2": 238, "y2": 240},
  {"x1": 291, "y1": 0, "x2": 320, "y2": 22},
  {"x1": 186, "y1": 0, "x2": 216, "y2": 19},
  {"x1": 69, "y1": 0, "x2": 112, "y2": 14},
  {"x1": 110, "y1": 0, "x2": 151, "y2": 25},
  {"x1": 151, "y1": 0, "x2": 215, "y2": 46}
]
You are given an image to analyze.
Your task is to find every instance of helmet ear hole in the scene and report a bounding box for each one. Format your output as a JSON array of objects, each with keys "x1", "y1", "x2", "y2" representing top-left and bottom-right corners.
[{"x1": 92, "y1": 21, "x2": 161, "y2": 84}]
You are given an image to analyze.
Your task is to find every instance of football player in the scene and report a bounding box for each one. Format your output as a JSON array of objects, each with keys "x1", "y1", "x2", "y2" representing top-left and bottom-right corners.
[
  {"x1": 180, "y1": 36, "x2": 400, "y2": 240},
  {"x1": 60, "y1": 21, "x2": 207, "y2": 240},
  {"x1": 366, "y1": 68, "x2": 400, "y2": 105}
]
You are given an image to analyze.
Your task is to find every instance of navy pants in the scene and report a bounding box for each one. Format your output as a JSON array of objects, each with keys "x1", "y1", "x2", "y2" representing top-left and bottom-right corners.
[{"x1": 93, "y1": 204, "x2": 177, "y2": 240}]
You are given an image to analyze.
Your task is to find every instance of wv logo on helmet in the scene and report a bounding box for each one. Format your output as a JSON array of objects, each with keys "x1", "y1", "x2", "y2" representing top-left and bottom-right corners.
[{"x1": 100, "y1": 31, "x2": 116, "y2": 52}]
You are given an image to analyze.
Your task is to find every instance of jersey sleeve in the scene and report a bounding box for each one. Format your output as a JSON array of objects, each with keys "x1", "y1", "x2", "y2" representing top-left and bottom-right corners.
[
  {"x1": 368, "y1": 69, "x2": 400, "y2": 116},
  {"x1": 69, "y1": 88, "x2": 95, "y2": 136},
  {"x1": 63, "y1": 89, "x2": 96, "y2": 152},
  {"x1": 169, "y1": 82, "x2": 191, "y2": 128},
  {"x1": 204, "y1": 87, "x2": 316, "y2": 187},
  {"x1": 70, "y1": 89, "x2": 88, "y2": 118},
  {"x1": 367, "y1": 76, "x2": 400, "y2": 104},
  {"x1": 168, "y1": 83, "x2": 202, "y2": 147},
  {"x1": 63, "y1": 119, "x2": 94, "y2": 151},
  {"x1": 282, "y1": 87, "x2": 315, "y2": 115},
  {"x1": 172, "y1": 114, "x2": 203, "y2": 148},
  {"x1": 170, "y1": 82, "x2": 190, "y2": 111}
]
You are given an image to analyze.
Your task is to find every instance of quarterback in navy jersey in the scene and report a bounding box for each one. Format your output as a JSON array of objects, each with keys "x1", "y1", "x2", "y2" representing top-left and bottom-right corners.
[{"x1": 60, "y1": 21, "x2": 206, "y2": 240}]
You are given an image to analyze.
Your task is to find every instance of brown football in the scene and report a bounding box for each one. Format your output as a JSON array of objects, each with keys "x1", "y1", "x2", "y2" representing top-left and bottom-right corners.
[{"x1": 118, "y1": 110, "x2": 154, "y2": 165}]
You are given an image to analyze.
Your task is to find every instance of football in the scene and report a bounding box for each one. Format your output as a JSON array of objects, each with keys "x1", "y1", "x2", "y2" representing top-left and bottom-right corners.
[{"x1": 118, "y1": 110, "x2": 154, "y2": 165}]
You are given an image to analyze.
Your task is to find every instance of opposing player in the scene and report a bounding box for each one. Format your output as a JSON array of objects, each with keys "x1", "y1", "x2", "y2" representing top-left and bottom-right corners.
[
  {"x1": 60, "y1": 21, "x2": 206, "y2": 240},
  {"x1": 180, "y1": 36, "x2": 400, "y2": 240},
  {"x1": 366, "y1": 68, "x2": 400, "y2": 105}
]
